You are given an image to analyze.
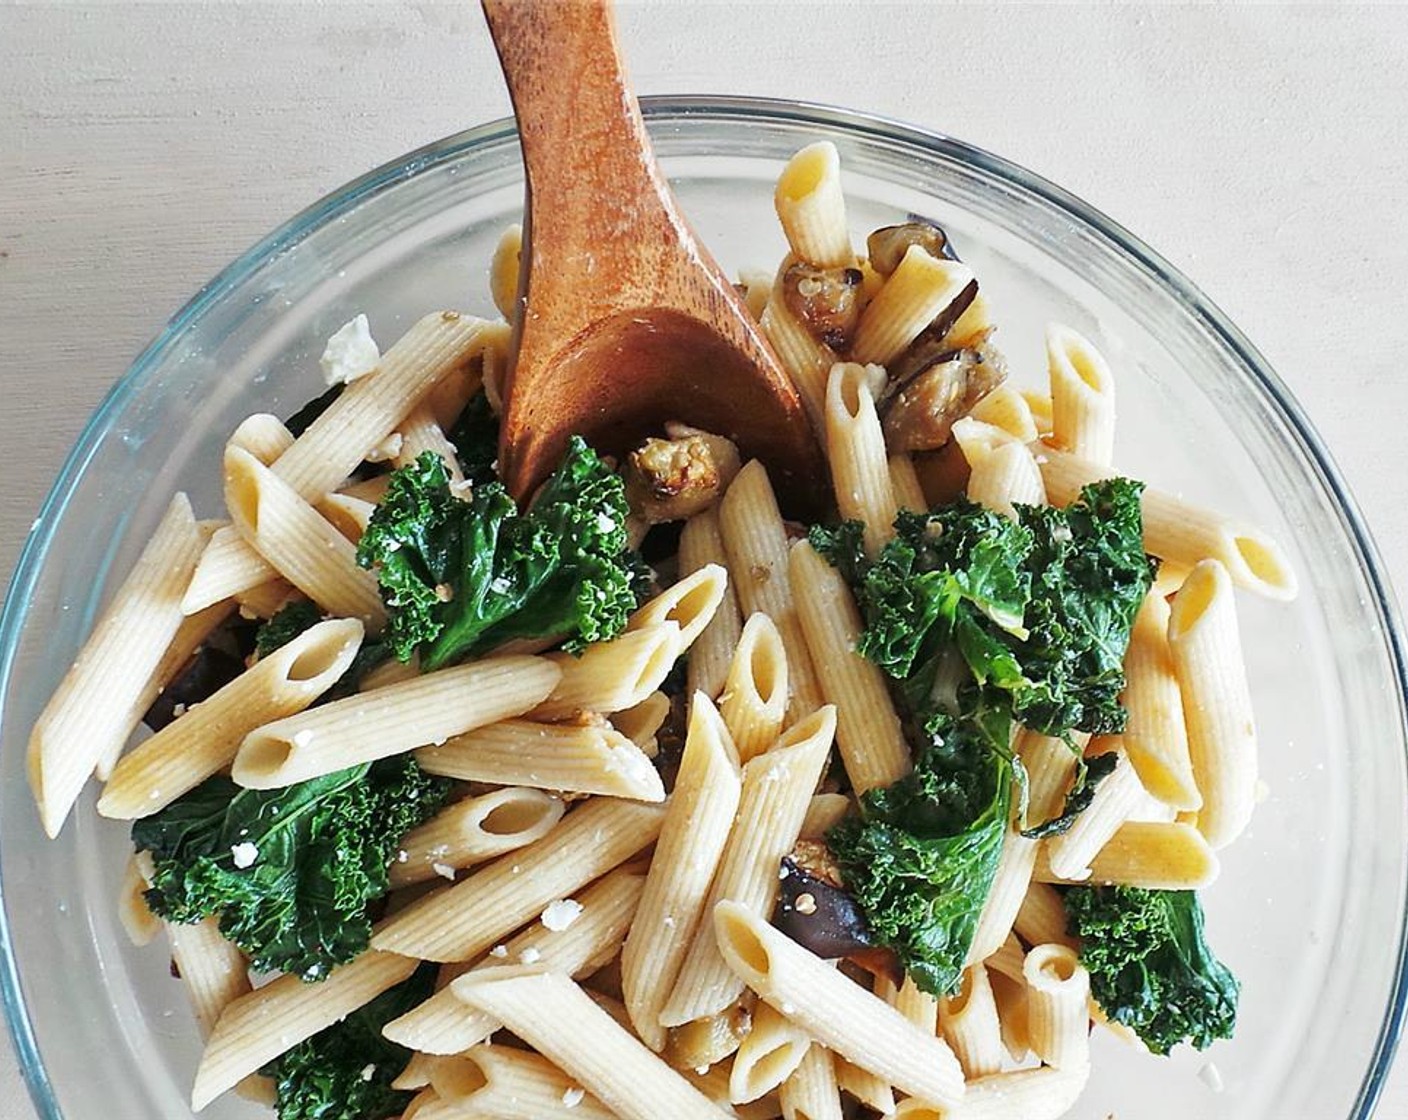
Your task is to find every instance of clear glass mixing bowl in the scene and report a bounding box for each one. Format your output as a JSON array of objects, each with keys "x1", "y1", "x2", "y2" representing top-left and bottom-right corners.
[{"x1": 0, "y1": 98, "x2": 1404, "y2": 1120}]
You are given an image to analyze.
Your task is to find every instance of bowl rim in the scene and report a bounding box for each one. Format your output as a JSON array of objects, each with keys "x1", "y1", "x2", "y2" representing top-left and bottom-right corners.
[{"x1": 2, "y1": 94, "x2": 1405, "y2": 1119}]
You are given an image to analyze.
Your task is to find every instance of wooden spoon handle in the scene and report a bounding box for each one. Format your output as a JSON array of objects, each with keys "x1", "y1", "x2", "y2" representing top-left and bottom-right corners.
[{"x1": 481, "y1": 0, "x2": 671, "y2": 259}]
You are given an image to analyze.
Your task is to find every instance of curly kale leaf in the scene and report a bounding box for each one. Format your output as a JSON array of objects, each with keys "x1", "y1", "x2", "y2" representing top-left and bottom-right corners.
[
  {"x1": 828, "y1": 729, "x2": 1010, "y2": 996},
  {"x1": 1064, "y1": 886, "x2": 1239, "y2": 1055},
  {"x1": 133, "y1": 758, "x2": 450, "y2": 980},
  {"x1": 254, "y1": 601, "x2": 324, "y2": 658},
  {"x1": 446, "y1": 390, "x2": 500, "y2": 486},
  {"x1": 263, "y1": 963, "x2": 436, "y2": 1120},
  {"x1": 356, "y1": 440, "x2": 640, "y2": 670}
]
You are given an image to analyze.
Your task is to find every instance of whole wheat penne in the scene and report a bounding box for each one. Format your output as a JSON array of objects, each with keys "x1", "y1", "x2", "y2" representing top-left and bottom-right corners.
[
  {"x1": 193, "y1": 948, "x2": 418, "y2": 1109},
  {"x1": 167, "y1": 918, "x2": 252, "y2": 1040},
  {"x1": 1013, "y1": 882, "x2": 1077, "y2": 950},
  {"x1": 660, "y1": 708, "x2": 835, "y2": 1027},
  {"x1": 789, "y1": 541, "x2": 909, "y2": 794},
  {"x1": 893, "y1": 1063, "x2": 1090, "y2": 1120},
  {"x1": 1168, "y1": 559, "x2": 1257, "y2": 848},
  {"x1": 969, "y1": 383, "x2": 1040, "y2": 443},
  {"x1": 1033, "y1": 821, "x2": 1219, "y2": 890},
  {"x1": 779, "y1": 1045, "x2": 843, "y2": 1120},
  {"x1": 731, "y1": 1002, "x2": 812, "y2": 1104},
  {"x1": 938, "y1": 964, "x2": 1004, "y2": 1079},
  {"x1": 760, "y1": 280, "x2": 838, "y2": 435},
  {"x1": 100, "y1": 619, "x2": 364, "y2": 818},
  {"x1": 430, "y1": 1044, "x2": 615, "y2": 1120},
  {"x1": 629, "y1": 563, "x2": 728, "y2": 651},
  {"x1": 887, "y1": 452, "x2": 928, "y2": 513},
  {"x1": 774, "y1": 141, "x2": 854, "y2": 269},
  {"x1": 714, "y1": 902, "x2": 964, "y2": 1109},
  {"x1": 1022, "y1": 943, "x2": 1091, "y2": 1070},
  {"x1": 373, "y1": 798, "x2": 664, "y2": 962},
  {"x1": 1047, "y1": 324, "x2": 1116, "y2": 466},
  {"x1": 489, "y1": 223, "x2": 524, "y2": 320},
  {"x1": 532, "y1": 623, "x2": 681, "y2": 721},
  {"x1": 233, "y1": 655, "x2": 559, "y2": 788},
  {"x1": 799, "y1": 792, "x2": 851, "y2": 840},
  {"x1": 1045, "y1": 747, "x2": 1148, "y2": 881},
  {"x1": 825, "y1": 362, "x2": 897, "y2": 556},
  {"x1": 720, "y1": 613, "x2": 790, "y2": 763},
  {"x1": 718, "y1": 461, "x2": 824, "y2": 719},
  {"x1": 417, "y1": 717, "x2": 664, "y2": 802},
  {"x1": 29, "y1": 492, "x2": 205, "y2": 837},
  {"x1": 833, "y1": 1057, "x2": 895, "y2": 1115},
  {"x1": 852, "y1": 246, "x2": 975, "y2": 366},
  {"x1": 389, "y1": 787, "x2": 565, "y2": 888},
  {"x1": 622, "y1": 695, "x2": 742, "y2": 1051},
  {"x1": 680, "y1": 508, "x2": 744, "y2": 701},
  {"x1": 117, "y1": 851, "x2": 160, "y2": 947},
  {"x1": 383, "y1": 869, "x2": 644, "y2": 1054},
  {"x1": 451, "y1": 967, "x2": 733, "y2": 1120},
  {"x1": 224, "y1": 446, "x2": 386, "y2": 627},
  {"x1": 181, "y1": 525, "x2": 277, "y2": 614},
  {"x1": 395, "y1": 404, "x2": 464, "y2": 482},
  {"x1": 1033, "y1": 445, "x2": 1297, "y2": 601}
]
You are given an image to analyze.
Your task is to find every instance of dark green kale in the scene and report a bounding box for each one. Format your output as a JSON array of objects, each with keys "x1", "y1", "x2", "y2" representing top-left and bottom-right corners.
[
  {"x1": 253, "y1": 601, "x2": 392, "y2": 699},
  {"x1": 1064, "y1": 886, "x2": 1239, "y2": 1054},
  {"x1": 356, "y1": 439, "x2": 641, "y2": 670},
  {"x1": 254, "y1": 601, "x2": 324, "y2": 658},
  {"x1": 1018, "y1": 750, "x2": 1119, "y2": 840},
  {"x1": 828, "y1": 728, "x2": 1010, "y2": 996},
  {"x1": 133, "y1": 758, "x2": 450, "y2": 980},
  {"x1": 446, "y1": 390, "x2": 500, "y2": 486},
  {"x1": 263, "y1": 963, "x2": 436, "y2": 1120},
  {"x1": 817, "y1": 479, "x2": 1154, "y2": 996},
  {"x1": 285, "y1": 384, "x2": 342, "y2": 438}
]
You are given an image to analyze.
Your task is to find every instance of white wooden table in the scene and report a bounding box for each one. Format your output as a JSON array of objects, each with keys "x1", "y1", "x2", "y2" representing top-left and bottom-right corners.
[{"x1": 2, "y1": 3, "x2": 1406, "y2": 1118}]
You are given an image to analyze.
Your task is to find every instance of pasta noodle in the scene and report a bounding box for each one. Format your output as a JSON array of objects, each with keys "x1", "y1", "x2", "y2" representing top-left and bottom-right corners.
[
  {"x1": 730, "y1": 1002, "x2": 812, "y2": 1104},
  {"x1": 774, "y1": 141, "x2": 854, "y2": 269},
  {"x1": 532, "y1": 623, "x2": 681, "y2": 721},
  {"x1": 233, "y1": 654, "x2": 561, "y2": 788},
  {"x1": 825, "y1": 362, "x2": 897, "y2": 556},
  {"x1": 1046, "y1": 324, "x2": 1116, "y2": 466},
  {"x1": 29, "y1": 492, "x2": 205, "y2": 837},
  {"x1": 720, "y1": 613, "x2": 790, "y2": 763},
  {"x1": 679, "y1": 508, "x2": 744, "y2": 701},
  {"x1": 937, "y1": 963, "x2": 1004, "y2": 1079},
  {"x1": 1034, "y1": 821, "x2": 1219, "y2": 890},
  {"x1": 621, "y1": 695, "x2": 742, "y2": 1051},
  {"x1": 1022, "y1": 943, "x2": 1092, "y2": 1070},
  {"x1": 852, "y1": 246, "x2": 975, "y2": 366},
  {"x1": 388, "y1": 786, "x2": 566, "y2": 888},
  {"x1": 430, "y1": 1044, "x2": 615, "y2": 1120},
  {"x1": 779, "y1": 1044, "x2": 843, "y2": 1120}
]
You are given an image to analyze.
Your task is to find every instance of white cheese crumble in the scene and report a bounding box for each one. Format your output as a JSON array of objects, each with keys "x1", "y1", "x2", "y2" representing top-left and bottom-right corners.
[
  {"x1": 230, "y1": 842, "x2": 259, "y2": 869},
  {"x1": 518, "y1": 946, "x2": 542, "y2": 964},
  {"x1": 1199, "y1": 1061, "x2": 1224, "y2": 1093},
  {"x1": 360, "y1": 1064, "x2": 376, "y2": 1082},
  {"x1": 292, "y1": 729, "x2": 315, "y2": 748},
  {"x1": 431, "y1": 862, "x2": 456, "y2": 881},
  {"x1": 540, "y1": 898, "x2": 584, "y2": 932},
  {"x1": 363, "y1": 432, "x2": 403, "y2": 463},
  {"x1": 489, "y1": 944, "x2": 509, "y2": 959},
  {"x1": 562, "y1": 1086, "x2": 586, "y2": 1108},
  {"x1": 319, "y1": 314, "x2": 381, "y2": 385}
]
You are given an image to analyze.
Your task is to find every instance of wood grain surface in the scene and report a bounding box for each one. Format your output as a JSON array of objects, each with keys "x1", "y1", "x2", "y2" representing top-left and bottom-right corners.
[{"x1": 1, "y1": 3, "x2": 1406, "y2": 1119}]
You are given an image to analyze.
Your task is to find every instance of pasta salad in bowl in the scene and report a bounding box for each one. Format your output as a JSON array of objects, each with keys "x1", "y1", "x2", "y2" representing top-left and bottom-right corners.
[{"x1": 0, "y1": 99, "x2": 1404, "y2": 1120}]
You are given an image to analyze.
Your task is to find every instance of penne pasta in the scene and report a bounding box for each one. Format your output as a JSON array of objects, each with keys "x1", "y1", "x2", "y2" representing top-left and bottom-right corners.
[
  {"x1": 679, "y1": 508, "x2": 745, "y2": 701},
  {"x1": 774, "y1": 141, "x2": 853, "y2": 269},
  {"x1": 29, "y1": 492, "x2": 205, "y2": 837},
  {"x1": 166, "y1": 918, "x2": 252, "y2": 1040},
  {"x1": 532, "y1": 623, "x2": 681, "y2": 721},
  {"x1": 938, "y1": 963, "x2": 1005, "y2": 1079},
  {"x1": 893, "y1": 1063, "x2": 1090, "y2": 1120},
  {"x1": 1013, "y1": 882, "x2": 1077, "y2": 950},
  {"x1": 714, "y1": 902, "x2": 964, "y2": 1109},
  {"x1": 720, "y1": 613, "x2": 790, "y2": 763},
  {"x1": 192, "y1": 948, "x2": 418, "y2": 1109},
  {"x1": 718, "y1": 461, "x2": 824, "y2": 719},
  {"x1": 660, "y1": 708, "x2": 835, "y2": 1027},
  {"x1": 394, "y1": 405, "x2": 464, "y2": 483},
  {"x1": 388, "y1": 787, "x2": 566, "y2": 888},
  {"x1": 789, "y1": 541, "x2": 910, "y2": 794},
  {"x1": 825, "y1": 362, "x2": 897, "y2": 556},
  {"x1": 1022, "y1": 943, "x2": 1091, "y2": 1070},
  {"x1": 1034, "y1": 821, "x2": 1219, "y2": 890},
  {"x1": 489, "y1": 223, "x2": 524, "y2": 320},
  {"x1": 430, "y1": 1044, "x2": 615, "y2": 1120},
  {"x1": 224, "y1": 446, "x2": 386, "y2": 627},
  {"x1": 233, "y1": 654, "x2": 558, "y2": 787},
  {"x1": 99, "y1": 619, "x2": 364, "y2": 818},
  {"x1": 760, "y1": 279, "x2": 839, "y2": 436},
  {"x1": 1033, "y1": 445, "x2": 1297, "y2": 601},
  {"x1": 452, "y1": 967, "x2": 733, "y2": 1120},
  {"x1": 622, "y1": 695, "x2": 742, "y2": 1051},
  {"x1": 629, "y1": 563, "x2": 728, "y2": 651},
  {"x1": 852, "y1": 246, "x2": 975, "y2": 366},
  {"x1": 730, "y1": 1001, "x2": 812, "y2": 1104},
  {"x1": 886, "y1": 452, "x2": 928, "y2": 513},
  {"x1": 417, "y1": 717, "x2": 664, "y2": 802},
  {"x1": 1046, "y1": 324, "x2": 1116, "y2": 466},
  {"x1": 181, "y1": 525, "x2": 276, "y2": 615},
  {"x1": 373, "y1": 797, "x2": 664, "y2": 962},
  {"x1": 779, "y1": 1044, "x2": 843, "y2": 1120},
  {"x1": 969, "y1": 383, "x2": 1040, "y2": 443},
  {"x1": 1168, "y1": 559, "x2": 1258, "y2": 848},
  {"x1": 384, "y1": 868, "x2": 644, "y2": 1054},
  {"x1": 117, "y1": 851, "x2": 161, "y2": 947}
]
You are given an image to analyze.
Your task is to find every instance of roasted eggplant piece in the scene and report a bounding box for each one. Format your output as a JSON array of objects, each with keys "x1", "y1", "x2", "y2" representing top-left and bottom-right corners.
[
  {"x1": 866, "y1": 219, "x2": 960, "y2": 275},
  {"x1": 775, "y1": 846, "x2": 873, "y2": 960},
  {"x1": 880, "y1": 342, "x2": 1006, "y2": 453},
  {"x1": 780, "y1": 260, "x2": 865, "y2": 350},
  {"x1": 624, "y1": 424, "x2": 741, "y2": 525}
]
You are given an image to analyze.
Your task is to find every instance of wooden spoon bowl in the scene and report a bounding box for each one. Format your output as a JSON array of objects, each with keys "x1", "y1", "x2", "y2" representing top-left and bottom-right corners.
[{"x1": 482, "y1": 0, "x2": 827, "y2": 514}]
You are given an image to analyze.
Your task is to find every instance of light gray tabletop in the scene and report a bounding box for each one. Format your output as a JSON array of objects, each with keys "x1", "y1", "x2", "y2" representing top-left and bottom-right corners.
[{"x1": 1, "y1": 3, "x2": 1406, "y2": 1118}]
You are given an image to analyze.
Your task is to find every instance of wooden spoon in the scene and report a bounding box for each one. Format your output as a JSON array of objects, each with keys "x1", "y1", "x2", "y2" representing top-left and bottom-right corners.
[{"x1": 481, "y1": 0, "x2": 826, "y2": 515}]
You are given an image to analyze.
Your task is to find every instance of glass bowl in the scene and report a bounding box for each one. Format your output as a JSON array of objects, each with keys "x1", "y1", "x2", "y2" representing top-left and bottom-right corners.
[{"x1": 1, "y1": 97, "x2": 1404, "y2": 1120}]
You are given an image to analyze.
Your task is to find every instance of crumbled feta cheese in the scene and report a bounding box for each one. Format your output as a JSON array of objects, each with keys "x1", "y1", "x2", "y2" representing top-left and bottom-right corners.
[
  {"x1": 363, "y1": 432, "x2": 403, "y2": 463},
  {"x1": 540, "y1": 898, "x2": 584, "y2": 932},
  {"x1": 519, "y1": 946, "x2": 542, "y2": 964},
  {"x1": 170, "y1": 702, "x2": 187, "y2": 718},
  {"x1": 230, "y1": 842, "x2": 258, "y2": 869},
  {"x1": 292, "y1": 729, "x2": 314, "y2": 748},
  {"x1": 1199, "y1": 1061, "x2": 1224, "y2": 1093},
  {"x1": 319, "y1": 314, "x2": 381, "y2": 385},
  {"x1": 360, "y1": 1064, "x2": 376, "y2": 1082},
  {"x1": 595, "y1": 513, "x2": 616, "y2": 533},
  {"x1": 490, "y1": 575, "x2": 514, "y2": 595},
  {"x1": 562, "y1": 1086, "x2": 586, "y2": 1108},
  {"x1": 489, "y1": 944, "x2": 509, "y2": 958},
  {"x1": 395, "y1": 849, "x2": 409, "y2": 863},
  {"x1": 432, "y1": 862, "x2": 456, "y2": 881}
]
